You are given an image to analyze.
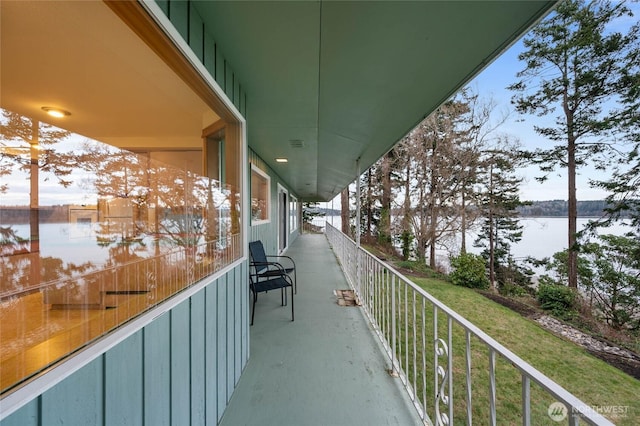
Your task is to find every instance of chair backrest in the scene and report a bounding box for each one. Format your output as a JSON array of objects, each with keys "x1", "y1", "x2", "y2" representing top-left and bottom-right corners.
[{"x1": 249, "y1": 241, "x2": 268, "y2": 274}]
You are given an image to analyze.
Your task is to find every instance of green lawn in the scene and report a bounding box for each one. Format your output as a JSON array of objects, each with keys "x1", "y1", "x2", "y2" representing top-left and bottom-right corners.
[{"x1": 404, "y1": 275, "x2": 639, "y2": 425}]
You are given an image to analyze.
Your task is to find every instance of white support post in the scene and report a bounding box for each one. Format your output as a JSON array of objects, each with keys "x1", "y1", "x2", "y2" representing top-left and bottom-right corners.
[{"x1": 355, "y1": 158, "x2": 361, "y2": 248}]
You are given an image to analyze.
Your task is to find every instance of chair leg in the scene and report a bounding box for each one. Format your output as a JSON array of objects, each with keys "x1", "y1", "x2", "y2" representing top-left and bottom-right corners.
[
  {"x1": 251, "y1": 293, "x2": 256, "y2": 326},
  {"x1": 291, "y1": 284, "x2": 294, "y2": 322}
]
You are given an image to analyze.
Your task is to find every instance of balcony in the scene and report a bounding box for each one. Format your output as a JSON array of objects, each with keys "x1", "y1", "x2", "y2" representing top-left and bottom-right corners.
[
  {"x1": 222, "y1": 228, "x2": 614, "y2": 426},
  {"x1": 220, "y1": 233, "x2": 422, "y2": 425}
]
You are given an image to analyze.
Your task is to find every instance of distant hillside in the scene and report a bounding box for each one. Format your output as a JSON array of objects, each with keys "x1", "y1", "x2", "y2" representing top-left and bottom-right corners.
[
  {"x1": 315, "y1": 200, "x2": 622, "y2": 218},
  {"x1": 517, "y1": 200, "x2": 609, "y2": 217}
]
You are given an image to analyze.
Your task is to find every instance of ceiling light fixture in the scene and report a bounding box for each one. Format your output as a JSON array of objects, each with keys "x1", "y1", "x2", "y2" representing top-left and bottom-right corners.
[
  {"x1": 275, "y1": 158, "x2": 288, "y2": 163},
  {"x1": 41, "y1": 106, "x2": 71, "y2": 118}
]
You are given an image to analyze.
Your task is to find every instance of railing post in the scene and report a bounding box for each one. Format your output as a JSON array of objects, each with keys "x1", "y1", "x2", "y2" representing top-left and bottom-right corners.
[
  {"x1": 489, "y1": 348, "x2": 496, "y2": 426},
  {"x1": 325, "y1": 224, "x2": 614, "y2": 426},
  {"x1": 522, "y1": 375, "x2": 530, "y2": 426},
  {"x1": 391, "y1": 275, "x2": 397, "y2": 375},
  {"x1": 465, "y1": 331, "x2": 473, "y2": 426}
]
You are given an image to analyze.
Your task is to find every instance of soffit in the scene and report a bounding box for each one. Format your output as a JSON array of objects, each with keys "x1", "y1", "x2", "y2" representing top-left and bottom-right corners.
[
  {"x1": 0, "y1": 1, "x2": 217, "y2": 151},
  {"x1": 195, "y1": 0, "x2": 556, "y2": 201}
]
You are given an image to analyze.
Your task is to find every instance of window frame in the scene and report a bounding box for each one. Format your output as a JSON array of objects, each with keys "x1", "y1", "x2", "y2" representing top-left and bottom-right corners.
[
  {"x1": 289, "y1": 195, "x2": 298, "y2": 232},
  {"x1": 250, "y1": 163, "x2": 271, "y2": 226}
]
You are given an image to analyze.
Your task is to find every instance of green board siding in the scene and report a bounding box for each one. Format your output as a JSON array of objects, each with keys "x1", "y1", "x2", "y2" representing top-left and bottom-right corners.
[
  {"x1": 205, "y1": 283, "x2": 218, "y2": 423},
  {"x1": 216, "y1": 274, "x2": 228, "y2": 422},
  {"x1": 190, "y1": 291, "x2": 206, "y2": 425},
  {"x1": 189, "y1": 5, "x2": 205, "y2": 62},
  {"x1": 144, "y1": 313, "x2": 171, "y2": 426},
  {"x1": 41, "y1": 357, "x2": 104, "y2": 425},
  {"x1": 168, "y1": 1, "x2": 188, "y2": 43},
  {"x1": 105, "y1": 330, "x2": 144, "y2": 426},
  {"x1": 154, "y1": 0, "x2": 246, "y2": 116},
  {"x1": 1, "y1": 265, "x2": 249, "y2": 426},
  {"x1": 2, "y1": 399, "x2": 38, "y2": 426},
  {"x1": 171, "y1": 301, "x2": 191, "y2": 425},
  {"x1": 203, "y1": 31, "x2": 216, "y2": 79},
  {"x1": 241, "y1": 263, "x2": 251, "y2": 366},
  {"x1": 226, "y1": 268, "x2": 235, "y2": 399}
]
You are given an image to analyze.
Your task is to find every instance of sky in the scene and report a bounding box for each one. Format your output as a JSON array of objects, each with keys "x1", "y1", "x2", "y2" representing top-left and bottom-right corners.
[
  {"x1": 322, "y1": 1, "x2": 639, "y2": 210},
  {"x1": 466, "y1": 1, "x2": 640, "y2": 202}
]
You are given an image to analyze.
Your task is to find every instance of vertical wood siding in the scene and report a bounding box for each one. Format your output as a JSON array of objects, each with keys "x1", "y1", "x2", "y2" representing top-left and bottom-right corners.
[
  {"x1": 1, "y1": 265, "x2": 249, "y2": 426},
  {"x1": 2, "y1": 2, "x2": 251, "y2": 424},
  {"x1": 155, "y1": 0, "x2": 247, "y2": 117}
]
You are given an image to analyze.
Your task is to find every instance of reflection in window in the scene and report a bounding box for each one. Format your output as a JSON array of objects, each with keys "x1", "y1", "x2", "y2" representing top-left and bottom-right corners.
[
  {"x1": 0, "y1": 109, "x2": 242, "y2": 393},
  {"x1": 250, "y1": 164, "x2": 270, "y2": 225}
]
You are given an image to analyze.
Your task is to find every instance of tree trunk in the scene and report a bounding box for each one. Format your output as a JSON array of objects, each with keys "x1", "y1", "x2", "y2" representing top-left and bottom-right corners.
[
  {"x1": 402, "y1": 160, "x2": 411, "y2": 232},
  {"x1": 567, "y1": 137, "x2": 578, "y2": 288},
  {"x1": 29, "y1": 121, "x2": 41, "y2": 288},
  {"x1": 365, "y1": 169, "x2": 372, "y2": 238},
  {"x1": 341, "y1": 187, "x2": 350, "y2": 236},
  {"x1": 488, "y1": 163, "x2": 495, "y2": 290},
  {"x1": 428, "y1": 142, "x2": 437, "y2": 269},
  {"x1": 380, "y1": 153, "x2": 392, "y2": 247},
  {"x1": 460, "y1": 191, "x2": 467, "y2": 254}
]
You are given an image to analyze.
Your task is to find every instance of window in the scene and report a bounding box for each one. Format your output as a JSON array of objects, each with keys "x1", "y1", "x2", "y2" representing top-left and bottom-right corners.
[
  {"x1": 251, "y1": 164, "x2": 270, "y2": 225},
  {"x1": 0, "y1": 1, "x2": 243, "y2": 395},
  {"x1": 290, "y1": 196, "x2": 298, "y2": 232}
]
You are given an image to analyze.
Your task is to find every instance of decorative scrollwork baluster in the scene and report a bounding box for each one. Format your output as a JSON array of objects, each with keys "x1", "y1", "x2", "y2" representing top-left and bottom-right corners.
[{"x1": 434, "y1": 337, "x2": 450, "y2": 425}]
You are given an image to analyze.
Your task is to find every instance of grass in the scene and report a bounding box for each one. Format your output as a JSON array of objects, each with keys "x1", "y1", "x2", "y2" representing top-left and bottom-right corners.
[
  {"x1": 358, "y1": 244, "x2": 639, "y2": 424},
  {"x1": 398, "y1": 275, "x2": 640, "y2": 425}
]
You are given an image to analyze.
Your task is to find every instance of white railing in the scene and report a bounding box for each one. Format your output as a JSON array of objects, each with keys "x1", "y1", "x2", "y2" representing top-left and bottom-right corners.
[{"x1": 325, "y1": 223, "x2": 613, "y2": 426}]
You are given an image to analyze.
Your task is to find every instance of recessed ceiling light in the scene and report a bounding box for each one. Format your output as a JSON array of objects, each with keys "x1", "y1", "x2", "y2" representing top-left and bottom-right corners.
[
  {"x1": 41, "y1": 106, "x2": 71, "y2": 118},
  {"x1": 275, "y1": 158, "x2": 288, "y2": 163}
]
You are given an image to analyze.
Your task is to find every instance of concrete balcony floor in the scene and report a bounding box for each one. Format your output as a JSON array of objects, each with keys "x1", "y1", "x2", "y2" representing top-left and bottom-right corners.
[{"x1": 220, "y1": 233, "x2": 422, "y2": 426}]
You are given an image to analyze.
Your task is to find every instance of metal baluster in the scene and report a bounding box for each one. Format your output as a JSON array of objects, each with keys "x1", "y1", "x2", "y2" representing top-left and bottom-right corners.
[
  {"x1": 466, "y1": 331, "x2": 473, "y2": 426},
  {"x1": 434, "y1": 306, "x2": 438, "y2": 423},
  {"x1": 489, "y1": 348, "x2": 496, "y2": 426},
  {"x1": 391, "y1": 275, "x2": 397, "y2": 376},
  {"x1": 448, "y1": 316, "x2": 453, "y2": 425},
  {"x1": 522, "y1": 375, "x2": 530, "y2": 426},
  {"x1": 412, "y1": 289, "x2": 417, "y2": 402},
  {"x1": 434, "y1": 306, "x2": 450, "y2": 425},
  {"x1": 404, "y1": 281, "x2": 408, "y2": 378},
  {"x1": 422, "y1": 296, "x2": 427, "y2": 421},
  {"x1": 568, "y1": 408, "x2": 579, "y2": 426}
]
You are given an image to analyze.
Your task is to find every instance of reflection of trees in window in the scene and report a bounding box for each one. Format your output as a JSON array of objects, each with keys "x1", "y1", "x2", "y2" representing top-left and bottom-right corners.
[
  {"x1": 76, "y1": 141, "x2": 151, "y2": 243},
  {"x1": 0, "y1": 109, "x2": 75, "y2": 189},
  {"x1": 1, "y1": 109, "x2": 74, "y2": 296}
]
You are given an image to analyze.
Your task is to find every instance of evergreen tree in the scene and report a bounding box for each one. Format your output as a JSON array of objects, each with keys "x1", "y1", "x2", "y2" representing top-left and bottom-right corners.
[
  {"x1": 508, "y1": 0, "x2": 640, "y2": 288},
  {"x1": 474, "y1": 144, "x2": 528, "y2": 290}
]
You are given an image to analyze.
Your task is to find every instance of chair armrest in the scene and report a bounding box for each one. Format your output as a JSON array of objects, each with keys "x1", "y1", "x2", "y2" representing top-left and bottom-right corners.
[
  {"x1": 265, "y1": 255, "x2": 296, "y2": 268},
  {"x1": 250, "y1": 260, "x2": 287, "y2": 274}
]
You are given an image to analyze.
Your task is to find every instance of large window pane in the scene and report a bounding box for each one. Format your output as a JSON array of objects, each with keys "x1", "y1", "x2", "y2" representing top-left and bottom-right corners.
[{"x1": 0, "y1": 0, "x2": 243, "y2": 395}]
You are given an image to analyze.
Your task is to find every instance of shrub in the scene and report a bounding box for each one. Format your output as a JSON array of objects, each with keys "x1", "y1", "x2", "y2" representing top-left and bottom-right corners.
[
  {"x1": 449, "y1": 253, "x2": 489, "y2": 289},
  {"x1": 499, "y1": 281, "x2": 528, "y2": 297},
  {"x1": 537, "y1": 283, "x2": 577, "y2": 320}
]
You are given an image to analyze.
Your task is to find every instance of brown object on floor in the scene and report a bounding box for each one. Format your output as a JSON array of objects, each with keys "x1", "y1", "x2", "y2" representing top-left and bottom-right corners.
[{"x1": 334, "y1": 289, "x2": 360, "y2": 306}]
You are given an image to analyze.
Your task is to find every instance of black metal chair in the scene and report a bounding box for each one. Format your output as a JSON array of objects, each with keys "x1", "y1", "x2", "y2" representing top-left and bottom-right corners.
[
  {"x1": 249, "y1": 240, "x2": 297, "y2": 293},
  {"x1": 249, "y1": 263, "x2": 294, "y2": 326}
]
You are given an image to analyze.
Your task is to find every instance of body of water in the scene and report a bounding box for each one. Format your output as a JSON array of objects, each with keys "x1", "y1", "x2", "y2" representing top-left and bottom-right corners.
[
  {"x1": 321, "y1": 216, "x2": 630, "y2": 275},
  {"x1": 5, "y1": 217, "x2": 630, "y2": 276}
]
